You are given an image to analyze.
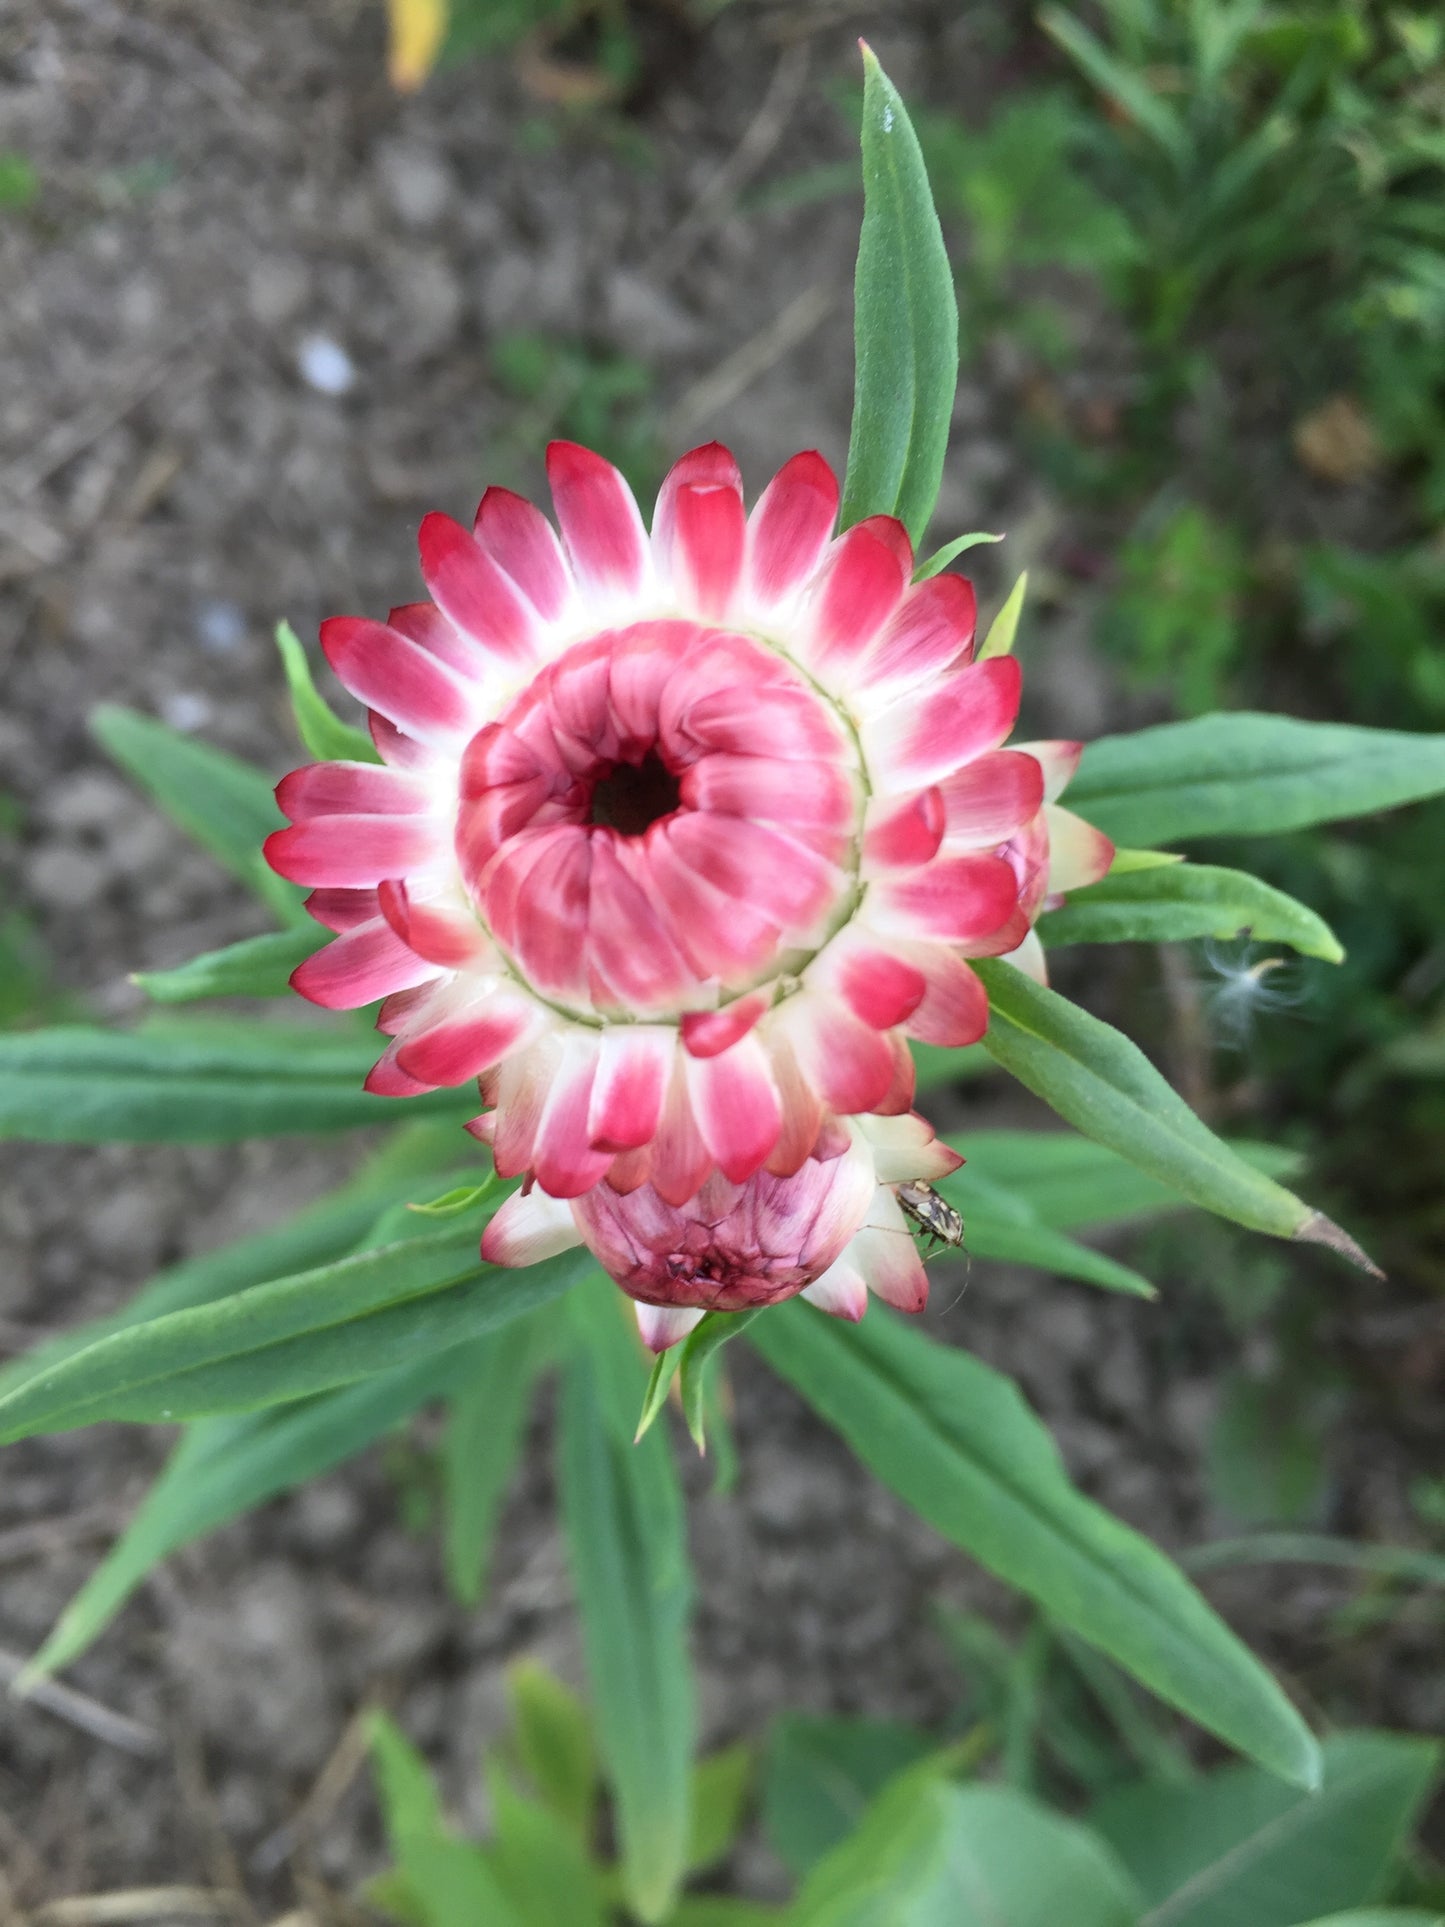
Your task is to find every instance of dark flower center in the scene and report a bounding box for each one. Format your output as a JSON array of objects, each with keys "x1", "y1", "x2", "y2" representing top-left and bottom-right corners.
[{"x1": 590, "y1": 750, "x2": 682, "y2": 836}]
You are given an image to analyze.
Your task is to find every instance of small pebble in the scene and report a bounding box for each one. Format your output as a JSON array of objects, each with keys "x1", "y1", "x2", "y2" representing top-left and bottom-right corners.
[
  {"x1": 297, "y1": 333, "x2": 356, "y2": 397},
  {"x1": 195, "y1": 599, "x2": 247, "y2": 655},
  {"x1": 160, "y1": 690, "x2": 214, "y2": 733}
]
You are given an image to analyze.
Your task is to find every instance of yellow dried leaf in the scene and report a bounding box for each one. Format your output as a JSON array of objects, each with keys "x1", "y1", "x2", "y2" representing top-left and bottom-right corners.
[
  {"x1": 1292, "y1": 394, "x2": 1382, "y2": 486},
  {"x1": 386, "y1": 0, "x2": 448, "y2": 93}
]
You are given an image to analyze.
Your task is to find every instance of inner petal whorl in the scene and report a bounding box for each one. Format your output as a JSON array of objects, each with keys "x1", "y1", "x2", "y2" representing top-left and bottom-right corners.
[{"x1": 455, "y1": 619, "x2": 860, "y2": 1019}]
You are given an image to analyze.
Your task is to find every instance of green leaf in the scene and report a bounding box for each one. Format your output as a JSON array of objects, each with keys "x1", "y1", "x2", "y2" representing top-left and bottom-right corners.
[
  {"x1": 30, "y1": 1338, "x2": 492, "y2": 1678},
  {"x1": 133, "y1": 926, "x2": 324, "y2": 1004},
  {"x1": 368, "y1": 1712, "x2": 524, "y2": 1927},
  {"x1": 1069, "y1": 714, "x2": 1445, "y2": 849},
  {"x1": 972, "y1": 960, "x2": 1377, "y2": 1272},
  {"x1": 748, "y1": 1302, "x2": 1322, "y2": 1789},
  {"x1": 1294, "y1": 1914, "x2": 1445, "y2": 1926},
  {"x1": 676, "y1": 1308, "x2": 762, "y2": 1452},
  {"x1": 441, "y1": 1315, "x2": 547, "y2": 1606},
  {"x1": 1040, "y1": 6, "x2": 1190, "y2": 162},
  {"x1": 910, "y1": 1040, "x2": 990, "y2": 1092},
  {"x1": 0, "y1": 1122, "x2": 467, "y2": 1398},
  {"x1": 791, "y1": 1770, "x2": 1142, "y2": 1927},
  {"x1": 274, "y1": 619, "x2": 379, "y2": 762},
  {"x1": 91, "y1": 704, "x2": 303, "y2": 924},
  {"x1": 558, "y1": 1282, "x2": 694, "y2": 1923},
  {"x1": 0, "y1": 1019, "x2": 471, "y2": 1141},
  {"x1": 1108, "y1": 847, "x2": 1185, "y2": 874},
  {"x1": 952, "y1": 1128, "x2": 1301, "y2": 1234},
  {"x1": 0, "y1": 1229, "x2": 587, "y2": 1439},
  {"x1": 1041, "y1": 862, "x2": 1344, "y2": 962},
  {"x1": 1092, "y1": 1732, "x2": 1441, "y2": 1927},
  {"x1": 634, "y1": 1346, "x2": 680, "y2": 1443},
  {"x1": 668, "y1": 1904, "x2": 790, "y2": 1927},
  {"x1": 688, "y1": 1742, "x2": 753, "y2": 1874},
  {"x1": 1184, "y1": 1534, "x2": 1445, "y2": 1589},
  {"x1": 913, "y1": 531, "x2": 1003, "y2": 580},
  {"x1": 840, "y1": 47, "x2": 959, "y2": 548},
  {"x1": 506, "y1": 1662, "x2": 599, "y2": 1848},
  {"x1": 941, "y1": 1164, "x2": 1158, "y2": 1297},
  {"x1": 762, "y1": 1715, "x2": 934, "y2": 1879},
  {"x1": 978, "y1": 570, "x2": 1028, "y2": 660},
  {"x1": 484, "y1": 1763, "x2": 608, "y2": 1927}
]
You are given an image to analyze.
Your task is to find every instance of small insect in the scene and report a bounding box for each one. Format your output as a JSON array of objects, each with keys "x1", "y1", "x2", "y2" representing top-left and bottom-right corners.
[{"x1": 895, "y1": 1180, "x2": 966, "y2": 1259}]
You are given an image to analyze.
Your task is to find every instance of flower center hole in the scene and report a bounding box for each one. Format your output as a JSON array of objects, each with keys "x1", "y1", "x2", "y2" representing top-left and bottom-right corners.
[{"x1": 590, "y1": 751, "x2": 682, "y2": 836}]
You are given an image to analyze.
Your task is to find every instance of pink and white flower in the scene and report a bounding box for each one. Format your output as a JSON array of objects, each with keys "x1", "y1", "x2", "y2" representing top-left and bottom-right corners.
[
  {"x1": 264, "y1": 441, "x2": 1042, "y2": 1203},
  {"x1": 481, "y1": 1109, "x2": 963, "y2": 1349},
  {"x1": 999, "y1": 740, "x2": 1116, "y2": 982}
]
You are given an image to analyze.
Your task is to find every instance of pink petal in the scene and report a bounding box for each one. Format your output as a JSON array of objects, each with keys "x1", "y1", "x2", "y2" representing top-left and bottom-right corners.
[
  {"x1": 481, "y1": 1189, "x2": 583, "y2": 1267},
  {"x1": 782, "y1": 994, "x2": 897, "y2": 1115},
  {"x1": 483, "y1": 828, "x2": 594, "y2": 1004},
  {"x1": 863, "y1": 656, "x2": 1023, "y2": 791},
  {"x1": 764, "y1": 1035, "x2": 825, "y2": 1179},
  {"x1": 745, "y1": 450, "x2": 839, "y2": 607},
  {"x1": 376, "y1": 879, "x2": 486, "y2": 968},
  {"x1": 1046, "y1": 803, "x2": 1115, "y2": 893},
  {"x1": 664, "y1": 813, "x2": 842, "y2": 936},
  {"x1": 644, "y1": 830, "x2": 783, "y2": 983},
  {"x1": 305, "y1": 887, "x2": 380, "y2": 933},
  {"x1": 290, "y1": 918, "x2": 437, "y2": 1011},
  {"x1": 862, "y1": 788, "x2": 946, "y2": 872},
  {"x1": 899, "y1": 944, "x2": 990, "y2": 1046},
  {"x1": 684, "y1": 1036, "x2": 783, "y2": 1184},
  {"x1": 1000, "y1": 927, "x2": 1049, "y2": 984},
  {"x1": 585, "y1": 835, "x2": 697, "y2": 1012},
  {"x1": 814, "y1": 937, "x2": 926, "y2": 1031},
  {"x1": 364, "y1": 1039, "x2": 434, "y2": 1097},
  {"x1": 417, "y1": 513, "x2": 539, "y2": 666},
  {"x1": 801, "y1": 521, "x2": 910, "y2": 675},
  {"x1": 474, "y1": 486, "x2": 573, "y2": 621},
  {"x1": 868, "y1": 853, "x2": 1024, "y2": 950},
  {"x1": 531, "y1": 1036, "x2": 612, "y2": 1199},
  {"x1": 649, "y1": 1067, "x2": 713, "y2": 1207},
  {"x1": 276, "y1": 761, "x2": 430, "y2": 822},
  {"x1": 489, "y1": 1046, "x2": 553, "y2": 1180},
  {"x1": 851, "y1": 1202, "x2": 929, "y2": 1313},
  {"x1": 675, "y1": 682, "x2": 844, "y2": 764},
  {"x1": 1016, "y1": 739, "x2": 1083, "y2": 805},
  {"x1": 668, "y1": 482, "x2": 746, "y2": 618},
  {"x1": 388, "y1": 599, "x2": 485, "y2": 677},
  {"x1": 877, "y1": 1029, "x2": 916, "y2": 1115},
  {"x1": 860, "y1": 572, "x2": 977, "y2": 689},
  {"x1": 801, "y1": 1259, "x2": 869, "y2": 1321},
  {"x1": 859, "y1": 1110, "x2": 964, "y2": 1183},
  {"x1": 321, "y1": 617, "x2": 475, "y2": 743},
  {"x1": 634, "y1": 1303, "x2": 706, "y2": 1353},
  {"x1": 369, "y1": 712, "x2": 430, "y2": 769},
  {"x1": 395, "y1": 992, "x2": 543, "y2": 1087},
  {"x1": 588, "y1": 1026, "x2": 674, "y2": 1153},
  {"x1": 680, "y1": 992, "x2": 769, "y2": 1059},
  {"x1": 547, "y1": 440, "x2": 649, "y2": 597},
  {"x1": 653, "y1": 443, "x2": 741, "y2": 561},
  {"x1": 263, "y1": 814, "x2": 438, "y2": 888},
  {"x1": 938, "y1": 750, "x2": 1046, "y2": 849},
  {"x1": 679, "y1": 753, "x2": 857, "y2": 836}
]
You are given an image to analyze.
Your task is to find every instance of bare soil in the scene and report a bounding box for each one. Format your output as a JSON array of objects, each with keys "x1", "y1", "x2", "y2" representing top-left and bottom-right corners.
[{"x1": 0, "y1": 1, "x2": 1439, "y2": 1914}]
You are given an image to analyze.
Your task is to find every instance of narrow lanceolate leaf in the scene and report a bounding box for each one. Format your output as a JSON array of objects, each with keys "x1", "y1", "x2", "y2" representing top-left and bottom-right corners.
[
  {"x1": 441, "y1": 1313, "x2": 549, "y2": 1607},
  {"x1": 939, "y1": 1166, "x2": 1157, "y2": 1297},
  {"x1": 560, "y1": 1282, "x2": 694, "y2": 1924},
  {"x1": 840, "y1": 47, "x2": 959, "y2": 547},
  {"x1": 677, "y1": 1309, "x2": 762, "y2": 1452},
  {"x1": 913, "y1": 531, "x2": 1004, "y2": 581},
  {"x1": 91, "y1": 704, "x2": 304, "y2": 924},
  {"x1": 134, "y1": 926, "x2": 325, "y2": 1004},
  {"x1": 973, "y1": 960, "x2": 1380, "y2": 1275},
  {"x1": 0, "y1": 1230, "x2": 588, "y2": 1440},
  {"x1": 750, "y1": 1303, "x2": 1322, "y2": 1790},
  {"x1": 0, "y1": 1019, "x2": 470, "y2": 1141},
  {"x1": 1070, "y1": 713, "x2": 1445, "y2": 848},
  {"x1": 979, "y1": 570, "x2": 1028, "y2": 659},
  {"x1": 29, "y1": 1339, "x2": 491, "y2": 1679},
  {"x1": 1040, "y1": 863, "x2": 1344, "y2": 962},
  {"x1": 0, "y1": 1122, "x2": 468, "y2": 1398},
  {"x1": 1091, "y1": 1731, "x2": 1441, "y2": 1927},
  {"x1": 274, "y1": 619, "x2": 379, "y2": 763}
]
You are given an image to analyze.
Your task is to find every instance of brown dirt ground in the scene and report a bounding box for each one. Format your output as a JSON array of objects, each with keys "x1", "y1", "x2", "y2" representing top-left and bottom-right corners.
[{"x1": 1, "y1": 0, "x2": 1440, "y2": 1914}]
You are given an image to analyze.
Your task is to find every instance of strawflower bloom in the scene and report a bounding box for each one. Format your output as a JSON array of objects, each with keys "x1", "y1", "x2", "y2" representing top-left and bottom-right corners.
[
  {"x1": 264, "y1": 441, "x2": 1046, "y2": 1214},
  {"x1": 481, "y1": 1110, "x2": 963, "y2": 1350}
]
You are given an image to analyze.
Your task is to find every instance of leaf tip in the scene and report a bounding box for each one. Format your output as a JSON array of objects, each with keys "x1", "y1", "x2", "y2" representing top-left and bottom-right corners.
[{"x1": 1294, "y1": 1210, "x2": 1385, "y2": 1279}]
